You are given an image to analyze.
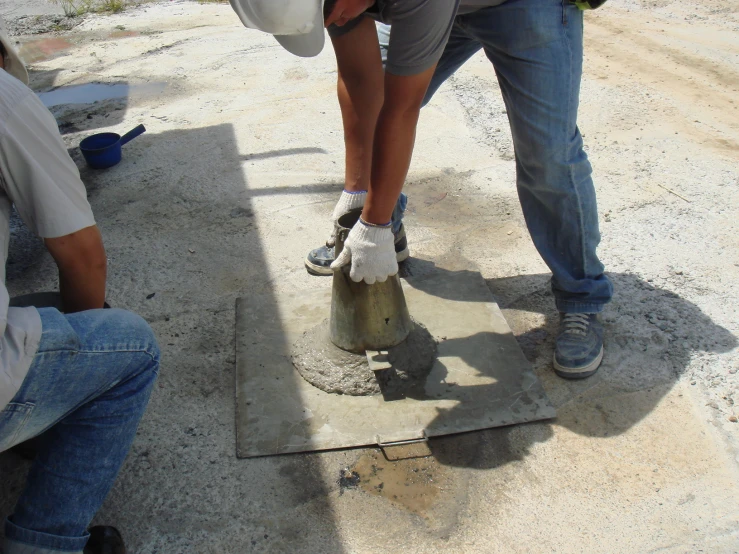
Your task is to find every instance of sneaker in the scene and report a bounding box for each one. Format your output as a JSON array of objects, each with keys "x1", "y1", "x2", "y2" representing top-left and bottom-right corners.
[
  {"x1": 84, "y1": 526, "x2": 126, "y2": 554},
  {"x1": 305, "y1": 223, "x2": 410, "y2": 276},
  {"x1": 553, "y1": 313, "x2": 604, "y2": 379}
]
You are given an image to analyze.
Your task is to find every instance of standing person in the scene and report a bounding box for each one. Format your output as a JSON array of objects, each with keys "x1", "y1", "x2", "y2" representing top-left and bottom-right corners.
[
  {"x1": 0, "y1": 20, "x2": 159, "y2": 554},
  {"x1": 229, "y1": 0, "x2": 612, "y2": 379}
]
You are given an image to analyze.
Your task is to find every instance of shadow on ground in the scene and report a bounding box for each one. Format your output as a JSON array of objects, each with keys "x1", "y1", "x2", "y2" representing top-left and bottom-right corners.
[
  {"x1": 0, "y1": 123, "x2": 347, "y2": 553},
  {"x1": 398, "y1": 258, "x2": 737, "y2": 469}
]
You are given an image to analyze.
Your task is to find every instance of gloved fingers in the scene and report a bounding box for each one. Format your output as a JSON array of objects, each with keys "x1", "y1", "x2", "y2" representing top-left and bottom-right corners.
[
  {"x1": 330, "y1": 246, "x2": 352, "y2": 270},
  {"x1": 373, "y1": 261, "x2": 398, "y2": 283}
]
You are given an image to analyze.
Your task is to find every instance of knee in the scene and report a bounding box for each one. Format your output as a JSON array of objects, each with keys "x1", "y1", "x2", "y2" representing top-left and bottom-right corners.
[
  {"x1": 104, "y1": 309, "x2": 161, "y2": 363},
  {"x1": 516, "y1": 137, "x2": 591, "y2": 191}
]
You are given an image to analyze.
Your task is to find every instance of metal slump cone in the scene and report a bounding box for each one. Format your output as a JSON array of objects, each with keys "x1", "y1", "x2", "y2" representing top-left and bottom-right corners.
[{"x1": 329, "y1": 209, "x2": 413, "y2": 354}]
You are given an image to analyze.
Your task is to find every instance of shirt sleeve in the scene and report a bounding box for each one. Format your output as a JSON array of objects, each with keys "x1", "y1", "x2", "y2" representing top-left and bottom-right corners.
[
  {"x1": 0, "y1": 93, "x2": 95, "y2": 239},
  {"x1": 385, "y1": 0, "x2": 460, "y2": 76},
  {"x1": 327, "y1": 15, "x2": 367, "y2": 39}
]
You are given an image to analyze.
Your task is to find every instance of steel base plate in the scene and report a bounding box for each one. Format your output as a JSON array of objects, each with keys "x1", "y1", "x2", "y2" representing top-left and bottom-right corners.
[{"x1": 235, "y1": 264, "x2": 555, "y2": 457}]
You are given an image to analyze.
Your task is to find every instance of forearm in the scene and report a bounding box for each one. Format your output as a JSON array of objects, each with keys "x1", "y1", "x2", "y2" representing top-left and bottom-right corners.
[
  {"x1": 362, "y1": 105, "x2": 420, "y2": 225},
  {"x1": 361, "y1": 64, "x2": 435, "y2": 225},
  {"x1": 337, "y1": 71, "x2": 383, "y2": 192},
  {"x1": 44, "y1": 225, "x2": 107, "y2": 313},
  {"x1": 58, "y1": 261, "x2": 106, "y2": 313},
  {"x1": 331, "y1": 17, "x2": 384, "y2": 193}
]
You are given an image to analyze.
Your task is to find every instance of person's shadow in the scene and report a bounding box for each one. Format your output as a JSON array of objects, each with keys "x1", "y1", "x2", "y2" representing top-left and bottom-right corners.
[{"x1": 396, "y1": 257, "x2": 737, "y2": 469}]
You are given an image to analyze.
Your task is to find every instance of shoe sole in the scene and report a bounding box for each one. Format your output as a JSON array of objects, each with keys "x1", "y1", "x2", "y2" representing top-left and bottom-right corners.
[
  {"x1": 304, "y1": 257, "x2": 333, "y2": 276},
  {"x1": 304, "y1": 248, "x2": 411, "y2": 277},
  {"x1": 552, "y1": 345, "x2": 604, "y2": 380}
]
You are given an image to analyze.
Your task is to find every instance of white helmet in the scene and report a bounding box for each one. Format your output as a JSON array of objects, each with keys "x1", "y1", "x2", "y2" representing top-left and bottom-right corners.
[
  {"x1": 0, "y1": 16, "x2": 29, "y2": 85},
  {"x1": 229, "y1": 0, "x2": 325, "y2": 58}
]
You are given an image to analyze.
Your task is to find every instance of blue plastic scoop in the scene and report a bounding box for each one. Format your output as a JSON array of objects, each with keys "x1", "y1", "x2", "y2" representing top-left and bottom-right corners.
[{"x1": 79, "y1": 124, "x2": 146, "y2": 169}]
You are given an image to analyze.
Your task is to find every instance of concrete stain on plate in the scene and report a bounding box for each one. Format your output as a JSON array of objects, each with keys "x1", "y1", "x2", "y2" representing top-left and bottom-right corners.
[{"x1": 349, "y1": 450, "x2": 452, "y2": 516}]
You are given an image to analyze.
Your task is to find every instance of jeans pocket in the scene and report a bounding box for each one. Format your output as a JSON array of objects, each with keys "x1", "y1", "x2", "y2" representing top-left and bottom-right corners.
[{"x1": 0, "y1": 402, "x2": 35, "y2": 452}]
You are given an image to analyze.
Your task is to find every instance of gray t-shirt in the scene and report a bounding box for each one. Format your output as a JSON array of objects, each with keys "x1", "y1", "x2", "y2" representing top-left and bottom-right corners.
[
  {"x1": 328, "y1": 0, "x2": 507, "y2": 76},
  {"x1": 0, "y1": 69, "x2": 96, "y2": 411}
]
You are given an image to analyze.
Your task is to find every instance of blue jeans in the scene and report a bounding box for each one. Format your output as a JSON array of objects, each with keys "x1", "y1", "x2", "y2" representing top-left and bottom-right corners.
[
  {"x1": 391, "y1": 192, "x2": 407, "y2": 235},
  {"x1": 0, "y1": 308, "x2": 160, "y2": 554},
  {"x1": 379, "y1": 0, "x2": 613, "y2": 312}
]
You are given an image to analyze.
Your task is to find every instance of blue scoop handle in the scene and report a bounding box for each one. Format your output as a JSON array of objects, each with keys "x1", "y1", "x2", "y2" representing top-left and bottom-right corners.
[{"x1": 120, "y1": 124, "x2": 146, "y2": 147}]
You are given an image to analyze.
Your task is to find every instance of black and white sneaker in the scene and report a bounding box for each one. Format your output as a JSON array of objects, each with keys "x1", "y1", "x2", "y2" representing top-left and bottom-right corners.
[{"x1": 305, "y1": 224, "x2": 409, "y2": 276}]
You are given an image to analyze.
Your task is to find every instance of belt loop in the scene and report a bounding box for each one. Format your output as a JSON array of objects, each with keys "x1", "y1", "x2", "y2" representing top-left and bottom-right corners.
[{"x1": 562, "y1": 0, "x2": 569, "y2": 25}]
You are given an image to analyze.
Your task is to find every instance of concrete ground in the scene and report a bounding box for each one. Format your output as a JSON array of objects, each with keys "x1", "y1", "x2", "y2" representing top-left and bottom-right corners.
[{"x1": 1, "y1": 0, "x2": 738, "y2": 552}]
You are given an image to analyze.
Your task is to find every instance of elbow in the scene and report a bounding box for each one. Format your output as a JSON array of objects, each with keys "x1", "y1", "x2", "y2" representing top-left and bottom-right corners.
[
  {"x1": 381, "y1": 89, "x2": 426, "y2": 118},
  {"x1": 91, "y1": 252, "x2": 108, "y2": 275},
  {"x1": 63, "y1": 245, "x2": 107, "y2": 277},
  {"x1": 87, "y1": 247, "x2": 108, "y2": 275},
  {"x1": 380, "y1": 99, "x2": 423, "y2": 123}
]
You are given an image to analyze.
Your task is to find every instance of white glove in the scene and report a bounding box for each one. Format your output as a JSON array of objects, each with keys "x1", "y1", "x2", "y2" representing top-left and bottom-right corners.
[
  {"x1": 326, "y1": 190, "x2": 367, "y2": 247},
  {"x1": 330, "y1": 219, "x2": 398, "y2": 284}
]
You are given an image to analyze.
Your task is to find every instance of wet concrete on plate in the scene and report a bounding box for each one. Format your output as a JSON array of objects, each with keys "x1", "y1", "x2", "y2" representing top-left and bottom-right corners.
[{"x1": 291, "y1": 318, "x2": 437, "y2": 397}]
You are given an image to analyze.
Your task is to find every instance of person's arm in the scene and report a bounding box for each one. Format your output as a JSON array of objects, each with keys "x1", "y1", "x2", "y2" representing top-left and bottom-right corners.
[
  {"x1": 44, "y1": 225, "x2": 107, "y2": 313},
  {"x1": 330, "y1": 16, "x2": 435, "y2": 220},
  {"x1": 0, "y1": 77, "x2": 104, "y2": 311},
  {"x1": 331, "y1": 16, "x2": 385, "y2": 193},
  {"x1": 361, "y1": 66, "x2": 436, "y2": 225}
]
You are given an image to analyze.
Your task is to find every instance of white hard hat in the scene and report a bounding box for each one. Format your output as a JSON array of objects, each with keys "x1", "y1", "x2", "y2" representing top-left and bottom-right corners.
[
  {"x1": 229, "y1": 0, "x2": 326, "y2": 58},
  {"x1": 0, "y1": 16, "x2": 29, "y2": 85}
]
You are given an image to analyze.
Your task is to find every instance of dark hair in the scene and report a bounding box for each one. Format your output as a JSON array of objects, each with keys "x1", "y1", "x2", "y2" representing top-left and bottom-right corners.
[
  {"x1": 0, "y1": 41, "x2": 6, "y2": 63},
  {"x1": 323, "y1": 0, "x2": 339, "y2": 20}
]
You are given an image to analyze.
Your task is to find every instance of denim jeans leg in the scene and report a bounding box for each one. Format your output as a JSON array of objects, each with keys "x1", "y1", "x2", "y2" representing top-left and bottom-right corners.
[
  {"x1": 2, "y1": 308, "x2": 160, "y2": 554},
  {"x1": 390, "y1": 192, "x2": 407, "y2": 234},
  {"x1": 465, "y1": 0, "x2": 612, "y2": 312}
]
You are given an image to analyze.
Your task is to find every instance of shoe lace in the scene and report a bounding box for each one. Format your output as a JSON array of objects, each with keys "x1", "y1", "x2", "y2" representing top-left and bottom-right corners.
[{"x1": 562, "y1": 313, "x2": 591, "y2": 337}]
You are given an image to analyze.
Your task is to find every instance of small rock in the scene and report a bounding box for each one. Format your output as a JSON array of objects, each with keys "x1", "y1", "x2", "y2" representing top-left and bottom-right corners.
[
  {"x1": 146, "y1": 293, "x2": 156, "y2": 300},
  {"x1": 729, "y1": 416, "x2": 737, "y2": 423}
]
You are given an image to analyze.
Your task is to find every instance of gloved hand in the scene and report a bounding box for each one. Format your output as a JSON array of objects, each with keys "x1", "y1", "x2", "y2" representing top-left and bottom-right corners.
[
  {"x1": 330, "y1": 219, "x2": 398, "y2": 284},
  {"x1": 326, "y1": 190, "x2": 367, "y2": 247}
]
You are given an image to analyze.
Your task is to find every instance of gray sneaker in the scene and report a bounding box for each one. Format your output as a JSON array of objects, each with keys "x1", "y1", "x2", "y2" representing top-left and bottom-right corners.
[
  {"x1": 553, "y1": 313, "x2": 604, "y2": 379},
  {"x1": 305, "y1": 224, "x2": 410, "y2": 276}
]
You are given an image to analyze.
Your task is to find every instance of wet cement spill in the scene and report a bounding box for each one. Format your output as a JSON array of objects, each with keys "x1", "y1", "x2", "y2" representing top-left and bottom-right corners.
[
  {"x1": 291, "y1": 318, "x2": 437, "y2": 397},
  {"x1": 343, "y1": 450, "x2": 453, "y2": 517},
  {"x1": 37, "y1": 82, "x2": 167, "y2": 108}
]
